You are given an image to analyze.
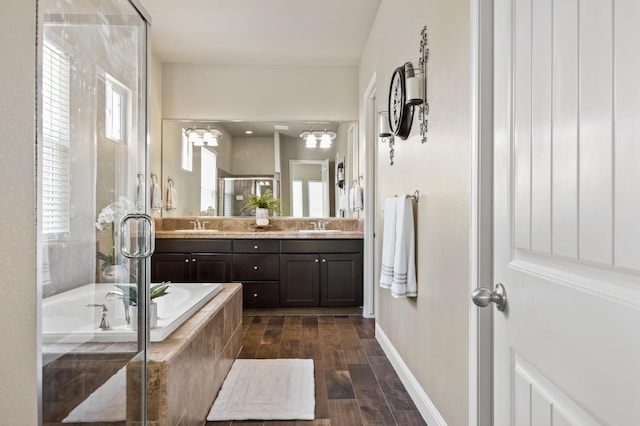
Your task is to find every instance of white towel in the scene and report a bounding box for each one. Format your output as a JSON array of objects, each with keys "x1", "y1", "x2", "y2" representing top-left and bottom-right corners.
[
  {"x1": 151, "y1": 175, "x2": 163, "y2": 210},
  {"x1": 166, "y1": 180, "x2": 177, "y2": 211},
  {"x1": 353, "y1": 183, "x2": 363, "y2": 211},
  {"x1": 380, "y1": 197, "x2": 397, "y2": 289},
  {"x1": 391, "y1": 196, "x2": 417, "y2": 298}
]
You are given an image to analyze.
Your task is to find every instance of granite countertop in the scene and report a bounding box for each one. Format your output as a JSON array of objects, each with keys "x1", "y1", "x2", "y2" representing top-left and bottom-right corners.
[
  {"x1": 155, "y1": 230, "x2": 364, "y2": 239},
  {"x1": 154, "y1": 217, "x2": 364, "y2": 239}
]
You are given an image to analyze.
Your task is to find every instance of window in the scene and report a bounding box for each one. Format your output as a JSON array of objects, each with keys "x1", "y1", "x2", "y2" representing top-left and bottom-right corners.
[
  {"x1": 308, "y1": 181, "x2": 324, "y2": 217},
  {"x1": 200, "y1": 147, "x2": 217, "y2": 213},
  {"x1": 42, "y1": 40, "x2": 71, "y2": 237},
  {"x1": 181, "y1": 129, "x2": 193, "y2": 171},
  {"x1": 292, "y1": 180, "x2": 303, "y2": 217},
  {"x1": 105, "y1": 73, "x2": 129, "y2": 143}
]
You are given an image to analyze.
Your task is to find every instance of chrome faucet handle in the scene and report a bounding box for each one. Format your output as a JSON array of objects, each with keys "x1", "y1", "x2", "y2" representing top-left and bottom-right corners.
[
  {"x1": 87, "y1": 303, "x2": 108, "y2": 312},
  {"x1": 310, "y1": 221, "x2": 318, "y2": 230},
  {"x1": 190, "y1": 221, "x2": 198, "y2": 230},
  {"x1": 201, "y1": 221, "x2": 209, "y2": 229}
]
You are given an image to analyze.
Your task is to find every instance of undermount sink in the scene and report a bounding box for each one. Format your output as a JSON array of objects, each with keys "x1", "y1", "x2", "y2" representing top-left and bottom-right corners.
[
  {"x1": 174, "y1": 229, "x2": 220, "y2": 234},
  {"x1": 297, "y1": 229, "x2": 342, "y2": 234}
]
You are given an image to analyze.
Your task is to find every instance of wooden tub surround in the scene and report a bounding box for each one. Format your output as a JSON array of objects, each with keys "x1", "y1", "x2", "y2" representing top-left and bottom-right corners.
[{"x1": 127, "y1": 283, "x2": 242, "y2": 426}]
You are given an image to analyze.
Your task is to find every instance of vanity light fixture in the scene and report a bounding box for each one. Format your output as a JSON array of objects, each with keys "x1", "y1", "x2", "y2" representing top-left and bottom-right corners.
[
  {"x1": 300, "y1": 130, "x2": 336, "y2": 149},
  {"x1": 185, "y1": 127, "x2": 221, "y2": 147}
]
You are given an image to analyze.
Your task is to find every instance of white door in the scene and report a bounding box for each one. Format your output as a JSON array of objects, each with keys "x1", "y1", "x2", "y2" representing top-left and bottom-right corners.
[{"x1": 489, "y1": 0, "x2": 640, "y2": 424}]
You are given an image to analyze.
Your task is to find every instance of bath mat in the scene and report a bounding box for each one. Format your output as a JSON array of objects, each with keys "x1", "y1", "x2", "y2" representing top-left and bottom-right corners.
[
  {"x1": 62, "y1": 366, "x2": 126, "y2": 423},
  {"x1": 207, "y1": 359, "x2": 315, "y2": 421}
]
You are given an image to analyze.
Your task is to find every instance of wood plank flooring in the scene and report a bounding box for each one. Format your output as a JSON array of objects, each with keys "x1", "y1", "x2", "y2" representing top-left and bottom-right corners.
[{"x1": 207, "y1": 314, "x2": 427, "y2": 426}]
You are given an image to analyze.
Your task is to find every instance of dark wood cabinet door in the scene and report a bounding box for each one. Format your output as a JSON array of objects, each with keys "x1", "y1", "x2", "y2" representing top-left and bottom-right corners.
[
  {"x1": 151, "y1": 253, "x2": 191, "y2": 283},
  {"x1": 242, "y1": 282, "x2": 279, "y2": 308},
  {"x1": 280, "y1": 254, "x2": 320, "y2": 306},
  {"x1": 320, "y1": 253, "x2": 363, "y2": 306},
  {"x1": 192, "y1": 254, "x2": 232, "y2": 282}
]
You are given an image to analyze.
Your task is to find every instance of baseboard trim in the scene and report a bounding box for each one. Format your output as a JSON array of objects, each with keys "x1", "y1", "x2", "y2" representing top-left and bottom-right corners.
[{"x1": 375, "y1": 323, "x2": 448, "y2": 426}]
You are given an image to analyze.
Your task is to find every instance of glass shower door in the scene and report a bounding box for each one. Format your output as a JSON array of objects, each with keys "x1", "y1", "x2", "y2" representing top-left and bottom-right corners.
[{"x1": 38, "y1": 0, "x2": 151, "y2": 423}]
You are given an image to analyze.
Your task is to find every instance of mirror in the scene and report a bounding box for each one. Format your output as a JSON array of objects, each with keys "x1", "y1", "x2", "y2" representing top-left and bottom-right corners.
[{"x1": 158, "y1": 119, "x2": 358, "y2": 217}]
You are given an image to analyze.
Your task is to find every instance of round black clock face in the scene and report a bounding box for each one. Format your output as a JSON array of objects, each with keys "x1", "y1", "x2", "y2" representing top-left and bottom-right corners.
[{"x1": 388, "y1": 66, "x2": 414, "y2": 140}]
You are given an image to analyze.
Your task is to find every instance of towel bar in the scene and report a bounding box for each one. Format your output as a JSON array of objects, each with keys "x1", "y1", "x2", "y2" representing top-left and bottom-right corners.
[{"x1": 395, "y1": 190, "x2": 419, "y2": 203}]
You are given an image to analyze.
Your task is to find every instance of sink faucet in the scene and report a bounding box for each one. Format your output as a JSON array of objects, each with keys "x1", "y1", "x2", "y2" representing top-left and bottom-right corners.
[
  {"x1": 106, "y1": 290, "x2": 132, "y2": 325},
  {"x1": 310, "y1": 221, "x2": 318, "y2": 230},
  {"x1": 318, "y1": 221, "x2": 328, "y2": 230},
  {"x1": 189, "y1": 219, "x2": 209, "y2": 230},
  {"x1": 87, "y1": 303, "x2": 111, "y2": 330}
]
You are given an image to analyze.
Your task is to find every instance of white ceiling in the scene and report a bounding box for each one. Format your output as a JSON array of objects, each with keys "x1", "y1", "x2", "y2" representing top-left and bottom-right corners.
[{"x1": 138, "y1": 0, "x2": 382, "y2": 66}]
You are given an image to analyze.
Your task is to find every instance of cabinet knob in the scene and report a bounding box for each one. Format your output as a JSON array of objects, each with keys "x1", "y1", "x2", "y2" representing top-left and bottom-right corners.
[
  {"x1": 184, "y1": 259, "x2": 190, "y2": 263},
  {"x1": 254, "y1": 245, "x2": 259, "y2": 250},
  {"x1": 322, "y1": 259, "x2": 326, "y2": 263},
  {"x1": 253, "y1": 293, "x2": 258, "y2": 298},
  {"x1": 253, "y1": 265, "x2": 258, "y2": 270},
  {"x1": 192, "y1": 258, "x2": 196, "y2": 262},
  {"x1": 315, "y1": 258, "x2": 319, "y2": 263}
]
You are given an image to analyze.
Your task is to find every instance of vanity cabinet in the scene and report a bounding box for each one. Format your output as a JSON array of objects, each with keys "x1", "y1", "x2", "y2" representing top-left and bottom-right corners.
[
  {"x1": 280, "y1": 240, "x2": 363, "y2": 307},
  {"x1": 152, "y1": 237, "x2": 363, "y2": 308},
  {"x1": 232, "y1": 240, "x2": 280, "y2": 308},
  {"x1": 151, "y1": 239, "x2": 232, "y2": 283}
]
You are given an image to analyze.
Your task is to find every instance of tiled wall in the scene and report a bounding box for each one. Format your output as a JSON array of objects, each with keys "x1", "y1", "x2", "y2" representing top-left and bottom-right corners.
[{"x1": 127, "y1": 284, "x2": 242, "y2": 425}]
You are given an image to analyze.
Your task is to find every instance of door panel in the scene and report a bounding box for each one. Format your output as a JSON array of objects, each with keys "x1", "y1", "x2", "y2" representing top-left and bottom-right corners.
[{"x1": 494, "y1": 0, "x2": 640, "y2": 424}]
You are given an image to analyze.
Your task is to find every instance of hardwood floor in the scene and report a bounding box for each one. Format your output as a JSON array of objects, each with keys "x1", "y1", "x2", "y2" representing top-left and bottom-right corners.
[{"x1": 207, "y1": 313, "x2": 427, "y2": 426}]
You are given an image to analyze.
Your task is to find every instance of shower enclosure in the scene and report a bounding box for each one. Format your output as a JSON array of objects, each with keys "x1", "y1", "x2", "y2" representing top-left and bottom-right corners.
[{"x1": 38, "y1": 0, "x2": 152, "y2": 423}]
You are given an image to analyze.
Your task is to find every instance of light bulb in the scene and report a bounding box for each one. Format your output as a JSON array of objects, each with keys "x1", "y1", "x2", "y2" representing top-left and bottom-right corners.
[
  {"x1": 305, "y1": 133, "x2": 317, "y2": 148},
  {"x1": 188, "y1": 130, "x2": 198, "y2": 144},
  {"x1": 209, "y1": 136, "x2": 218, "y2": 146},
  {"x1": 203, "y1": 131, "x2": 214, "y2": 145},
  {"x1": 320, "y1": 133, "x2": 332, "y2": 148}
]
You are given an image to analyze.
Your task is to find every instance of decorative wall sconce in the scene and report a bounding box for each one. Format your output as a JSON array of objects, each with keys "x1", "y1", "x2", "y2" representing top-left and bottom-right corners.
[
  {"x1": 378, "y1": 111, "x2": 395, "y2": 165},
  {"x1": 185, "y1": 126, "x2": 221, "y2": 147},
  {"x1": 385, "y1": 26, "x2": 429, "y2": 144}
]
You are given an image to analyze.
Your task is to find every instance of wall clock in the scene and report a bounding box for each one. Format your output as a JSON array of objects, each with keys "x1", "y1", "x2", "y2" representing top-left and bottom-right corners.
[{"x1": 388, "y1": 64, "x2": 414, "y2": 140}]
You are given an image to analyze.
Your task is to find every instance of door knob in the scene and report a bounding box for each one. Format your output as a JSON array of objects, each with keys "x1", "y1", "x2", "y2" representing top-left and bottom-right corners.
[{"x1": 472, "y1": 283, "x2": 507, "y2": 311}]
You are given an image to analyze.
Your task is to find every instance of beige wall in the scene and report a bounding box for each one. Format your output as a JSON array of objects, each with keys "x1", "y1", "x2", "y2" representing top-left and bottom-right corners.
[
  {"x1": 161, "y1": 63, "x2": 359, "y2": 121},
  {"x1": 231, "y1": 136, "x2": 275, "y2": 175},
  {"x1": 360, "y1": 0, "x2": 471, "y2": 425},
  {"x1": 0, "y1": 1, "x2": 38, "y2": 423}
]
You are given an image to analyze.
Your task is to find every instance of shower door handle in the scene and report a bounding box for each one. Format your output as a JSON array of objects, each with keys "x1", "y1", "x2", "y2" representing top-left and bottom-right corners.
[{"x1": 120, "y1": 213, "x2": 156, "y2": 259}]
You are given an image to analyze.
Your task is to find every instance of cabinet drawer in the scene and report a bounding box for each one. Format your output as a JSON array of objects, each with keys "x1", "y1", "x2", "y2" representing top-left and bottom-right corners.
[
  {"x1": 242, "y1": 282, "x2": 279, "y2": 308},
  {"x1": 232, "y1": 254, "x2": 280, "y2": 280},
  {"x1": 233, "y1": 239, "x2": 280, "y2": 254},
  {"x1": 155, "y1": 239, "x2": 232, "y2": 253},
  {"x1": 280, "y1": 239, "x2": 363, "y2": 253}
]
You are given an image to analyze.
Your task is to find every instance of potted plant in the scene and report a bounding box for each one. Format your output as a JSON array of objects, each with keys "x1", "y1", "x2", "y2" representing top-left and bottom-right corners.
[
  {"x1": 243, "y1": 189, "x2": 281, "y2": 226},
  {"x1": 114, "y1": 283, "x2": 170, "y2": 329},
  {"x1": 95, "y1": 197, "x2": 135, "y2": 282}
]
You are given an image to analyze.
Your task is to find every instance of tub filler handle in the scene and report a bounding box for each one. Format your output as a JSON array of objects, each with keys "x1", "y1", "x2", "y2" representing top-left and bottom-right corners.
[{"x1": 87, "y1": 304, "x2": 112, "y2": 330}]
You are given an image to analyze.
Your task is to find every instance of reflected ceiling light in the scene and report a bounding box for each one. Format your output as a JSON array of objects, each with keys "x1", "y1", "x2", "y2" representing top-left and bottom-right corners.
[
  {"x1": 185, "y1": 127, "x2": 221, "y2": 147},
  {"x1": 245, "y1": 130, "x2": 253, "y2": 135},
  {"x1": 301, "y1": 130, "x2": 336, "y2": 149}
]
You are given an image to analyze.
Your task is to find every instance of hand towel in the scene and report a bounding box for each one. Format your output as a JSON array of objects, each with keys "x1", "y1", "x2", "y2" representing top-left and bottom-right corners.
[
  {"x1": 151, "y1": 175, "x2": 163, "y2": 210},
  {"x1": 348, "y1": 187, "x2": 356, "y2": 211},
  {"x1": 391, "y1": 195, "x2": 417, "y2": 298},
  {"x1": 166, "y1": 180, "x2": 177, "y2": 211},
  {"x1": 379, "y1": 197, "x2": 397, "y2": 289},
  {"x1": 353, "y1": 183, "x2": 364, "y2": 211}
]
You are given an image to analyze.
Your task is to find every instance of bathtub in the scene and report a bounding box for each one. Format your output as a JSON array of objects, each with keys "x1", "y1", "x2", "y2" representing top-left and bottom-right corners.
[{"x1": 42, "y1": 283, "x2": 223, "y2": 344}]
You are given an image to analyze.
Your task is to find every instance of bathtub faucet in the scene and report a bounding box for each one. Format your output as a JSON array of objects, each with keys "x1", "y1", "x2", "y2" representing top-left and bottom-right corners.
[
  {"x1": 87, "y1": 304, "x2": 111, "y2": 330},
  {"x1": 105, "y1": 290, "x2": 132, "y2": 325}
]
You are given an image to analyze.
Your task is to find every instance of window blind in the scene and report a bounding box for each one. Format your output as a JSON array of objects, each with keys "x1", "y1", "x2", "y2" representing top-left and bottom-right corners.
[
  {"x1": 200, "y1": 148, "x2": 217, "y2": 212},
  {"x1": 42, "y1": 40, "x2": 71, "y2": 236}
]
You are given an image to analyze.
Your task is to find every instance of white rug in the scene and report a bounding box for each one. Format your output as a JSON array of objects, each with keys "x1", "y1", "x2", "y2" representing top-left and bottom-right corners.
[
  {"x1": 207, "y1": 359, "x2": 315, "y2": 421},
  {"x1": 62, "y1": 366, "x2": 126, "y2": 423}
]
